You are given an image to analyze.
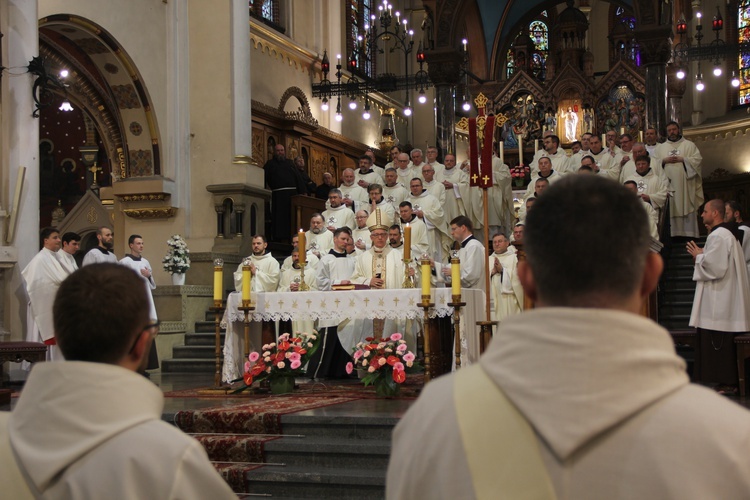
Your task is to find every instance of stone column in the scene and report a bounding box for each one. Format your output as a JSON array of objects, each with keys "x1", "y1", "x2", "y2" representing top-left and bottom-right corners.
[
  {"x1": 426, "y1": 48, "x2": 464, "y2": 159},
  {"x1": 666, "y1": 64, "x2": 687, "y2": 125},
  {"x1": 636, "y1": 27, "x2": 672, "y2": 136}
]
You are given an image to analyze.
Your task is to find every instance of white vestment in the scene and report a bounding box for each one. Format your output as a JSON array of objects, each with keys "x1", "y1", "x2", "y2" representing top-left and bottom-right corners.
[
  {"x1": 407, "y1": 191, "x2": 451, "y2": 260},
  {"x1": 435, "y1": 236, "x2": 486, "y2": 294},
  {"x1": 588, "y1": 149, "x2": 621, "y2": 180},
  {"x1": 56, "y1": 251, "x2": 78, "y2": 275},
  {"x1": 354, "y1": 168, "x2": 383, "y2": 188},
  {"x1": 619, "y1": 156, "x2": 667, "y2": 183},
  {"x1": 382, "y1": 184, "x2": 409, "y2": 211},
  {"x1": 315, "y1": 250, "x2": 360, "y2": 351},
  {"x1": 621, "y1": 166, "x2": 670, "y2": 212},
  {"x1": 277, "y1": 265, "x2": 317, "y2": 333},
  {"x1": 21, "y1": 248, "x2": 70, "y2": 359},
  {"x1": 522, "y1": 169, "x2": 563, "y2": 205},
  {"x1": 654, "y1": 137, "x2": 703, "y2": 237},
  {"x1": 428, "y1": 161, "x2": 446, "y2": 180},
  {"x1": 119, "y1": 255, "x2": 157, "y2": 321},
  {"x1": 81, "y1": 247, "x2": 117, "y2": 266},
  {"x1": 741, "y1": 225, "x2": 750, "y2": 280},
  {"x1": 530, "y1": 149, "x2": 572, "y2": 175},
  {"x1": 422, "y1": 179, "x2": 446, "y2": 207},
  {"x1": 305, "y1": 229, "x2": 334, "y2": 257},
  {"x1": 689, "y1": 226, "x2": 750, "y2": 332},
  {"x1": 352, "y1": 227, "x2": 371, "y2": 250},
  {"x1": 387, "y1": 309, "x2": 750, "y2": 499},
  {"x1": 396, "y1": 166, "x2": 419, "y2": 188},
  {"x1": 398, "y1": 216, "x2": 430, "y2": 261},
  {"x1": 322, "y1": 205, "x2": 356, "y2": 231},
  {"x1": 233, "y1": 252, "x2": 280, "y2": 293},
  {"x1": 641, "y1": 199, "x2": 659, "y2": 239},
  {"x1": 2, "y1": 362, "x2": 235, "y2": 499},
  {"x1": 489, "y1": 250, "x2": 524, "y2": 323},
  {"x1": 281, "y1": 251, "x2": 319, "y2": 272},
  {"x1": 372, "y1": 198, "x2": 396, "y2": 221},
  {"x1": 336, "y1": 183, "x2": 369, "y2": 212},
  {"x1": 441, "y1": 166, "x2": 468, "y2": 223}
]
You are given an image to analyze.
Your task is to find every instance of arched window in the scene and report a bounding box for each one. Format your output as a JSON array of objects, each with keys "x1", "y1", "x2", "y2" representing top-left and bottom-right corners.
[
  {"x1": 738, "y1": 0, "x2": 750, "y2": 104},
  {"x1": 609, "y1": 5, "x2": 639, "y2": 66},
  {"x1": 348, "y1": 0, "x2": 375, "y2": 78},
  {"x1": 529, "y1": 19, "x2": 548, "y2": 80},
  {"x1": 506, "y1": 49, "x2": 516, "y2": 79},
  {"x1": 249, "y1": 0, "x2": 281, "y2": 27}
]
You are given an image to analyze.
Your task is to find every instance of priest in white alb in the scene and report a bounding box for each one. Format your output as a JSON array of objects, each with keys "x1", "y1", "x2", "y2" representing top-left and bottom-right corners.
[
  {"x1": 406, "y1": 178, "x2": 452, "y2": 261},
  {"x1": 398, "y1": 202, "x2": 430, "y2": 260},
  {"x1": 382, "y1": 168, "x2": 409, "y2": 211},
  {"x1": 620, "y1": 154, "x2": 670, "y2": 216},
  {"x1": 22, "y1": 228, "x2": 70, "y2": 361},
  {"x1": 305, "y1": 214, "x2": 334, "y2": 258},
  {"x1": 322, "y1": 189, "x2": 356, "y2": 231},
  {"x1": 489, "y1": 233, "x2": 524, "y2": 324},
  {"x1": 335, "y1": 168, "x2": 369, "y2": 212},
  {"x1": 440, "y1": 154, "x2": 468, "y2": 223},
  {"x1": 655, "y1": 121, "x2": 703, "y2": 237}
]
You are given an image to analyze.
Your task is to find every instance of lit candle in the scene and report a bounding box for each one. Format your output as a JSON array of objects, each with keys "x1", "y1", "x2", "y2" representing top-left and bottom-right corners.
[
  {"x1": 518, "y1": 136, "x2": 523, "y2": 164},
  {"x1": 213, "y1": 259, "x2": 223, "y2": 303},
  {"x1": 602, "y1": 133, "x2": 606, "y2": 144},
  {"x1": 620, "y1": 126, "x2": 625, "y2": 135},
  {"x1": 639, "y1": 130, "x2": 643, "y2": 142},
  {"x1": 297, "y1": 229, "x2": 306, "y2": 266},
  {"x1": 462, "y1": 39, "x2": 468, "y2": 52},
  {"x1": 421, "y1": 259, "x2": 431, "y2": 298},
  {"x1": 403, "y1": 223, "x2": 411, "y2": 261},
  {"x1": 451, "y1": 255, "x2": 461, "y2": 296},
  {"x1": 337, "y1": 54, "x2": 341, "y2": 66},
  {"x1": 242, "y1": 258, "x2": 252, "y2": 302},
  {"x1": 499, "y1": 141, "x2": 504, "y2": 163},
  {"x1": 534, "y1": 139, "x2": 539, "y2": 152}
]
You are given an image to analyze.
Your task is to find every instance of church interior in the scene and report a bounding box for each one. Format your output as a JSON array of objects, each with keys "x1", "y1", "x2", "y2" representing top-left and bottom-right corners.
[{"x1": 3, "y1": 0, "x2": 750, "y2": 496}]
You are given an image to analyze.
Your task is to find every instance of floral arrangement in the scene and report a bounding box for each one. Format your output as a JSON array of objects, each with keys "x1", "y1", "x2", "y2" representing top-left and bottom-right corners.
[
  {"x1": 347, "y1": 333, "x2": 421, "y2": 397},
  {"x1": 162, "y1": 235, "x2": 191, "y2": 275},
  {"x1": 510, "y1": 164, "x2": 530, "y2": 179},
  {"x1": 233, "y1": 332, "x2": 321, "y2": 393}
]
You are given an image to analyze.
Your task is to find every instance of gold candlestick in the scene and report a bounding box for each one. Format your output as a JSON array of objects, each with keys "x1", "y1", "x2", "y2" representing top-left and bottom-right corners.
[
  {"x1": 210, "y1": 300, "x2": 225, "y2": 389},
  {"x1": 238, "y1": 302, "x2": 255, "y2": 361},
  {"x1": 447, "y1": 294, "x2": 466, "y2": 370},
  {"x1": 420, "y1": 295, "x2": 435, "y2": 383},
  {"x1": 298, "y1": 261, "x2": 310, "y2": 291},
  {"x1": 402, "y1": 258, "x2": 414, "y2": 288}
]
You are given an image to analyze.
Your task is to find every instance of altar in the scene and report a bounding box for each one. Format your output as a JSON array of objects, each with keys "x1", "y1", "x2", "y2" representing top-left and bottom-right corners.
[{"x1": 221, "y1": 288, "x2": 486, "y2": 382}]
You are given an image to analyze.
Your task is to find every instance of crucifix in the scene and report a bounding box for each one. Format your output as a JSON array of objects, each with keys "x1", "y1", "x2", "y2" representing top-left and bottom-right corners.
[{"x1": 88, "y1": 162, "x2": 102, "y2": 190}]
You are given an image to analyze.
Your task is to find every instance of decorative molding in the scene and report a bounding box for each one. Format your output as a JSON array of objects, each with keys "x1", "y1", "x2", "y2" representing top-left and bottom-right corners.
[
  {"x1": 685, "y1": 118, "x2": 750, "y2": 142},
  {"x1": 250, "y1": 19, "x2": 317, "y2": 77},
  {"x1": 232, "y1": 155, "x2": 254, "y2": 165},
  {"x1": 116, "y1": 193, "x2": 169, "y2": 202},
  {"x1": 122, "y1": 207, "x2": 177, "y2": 219},
  {"x1": 707, "y1": 168, "x2": 732, "y2": 180}
]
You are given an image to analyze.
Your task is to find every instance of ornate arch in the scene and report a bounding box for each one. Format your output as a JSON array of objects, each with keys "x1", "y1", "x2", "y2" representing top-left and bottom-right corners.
[{"x1": 278, "y1": 86, "x2": 318, "y2": 127}]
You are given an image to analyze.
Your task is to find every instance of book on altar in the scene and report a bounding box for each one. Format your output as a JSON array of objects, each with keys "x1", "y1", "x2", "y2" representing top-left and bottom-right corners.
[{"x1": 331, "y1": 283, "x2": 370, "y2": 291}]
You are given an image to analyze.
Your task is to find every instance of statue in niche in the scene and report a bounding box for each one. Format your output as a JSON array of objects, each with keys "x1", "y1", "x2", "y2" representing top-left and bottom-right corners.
[
  {"x1": 421, "y1": 8, "x2": 434, "y2": 50},
  {"x1": 563, "y1": 107, "x2": 579, "y2": 142},
  {"x1": 583, "y1": 107, "x2": 593, "y2": 133},
  {"x1": 545, "y1": 110, "x2": 557, "y2": 132}
]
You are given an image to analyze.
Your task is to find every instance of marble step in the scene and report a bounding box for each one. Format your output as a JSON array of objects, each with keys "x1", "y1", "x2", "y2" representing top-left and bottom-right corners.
[
  {"x1": 184, "y1": 331, "x2": 225, "y2": 346},
  {"x1": 244, "y1": 465, "x2": 385, "y2": 499},
  {"x1": 161, "y1": 357, "x2": 217, "y2": 373},
  {"x1": 171, "y1": 345, "x2": 219, "y2": 359},
  {"x1": 281, "y1": 414, "x2": 400, "y2": 441},
  {"x1": 263, "y1": 435, "x2": 391, "y2": 469}
]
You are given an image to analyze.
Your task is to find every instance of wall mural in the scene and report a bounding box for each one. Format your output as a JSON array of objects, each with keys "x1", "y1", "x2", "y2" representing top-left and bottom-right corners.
[
  {"x1": 498, "y1": 93, "x2": 546, "y2": 147},
  {"x1": 595, "y1": 84, "x2": 645, "y2": 138}
]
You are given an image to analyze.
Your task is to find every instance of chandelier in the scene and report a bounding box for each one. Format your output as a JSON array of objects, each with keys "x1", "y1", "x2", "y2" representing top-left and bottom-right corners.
[
  {"x1": 311, "y1": 0, "x2": 431, "y2": 120},
  {"x1": 672, "y1": 6, "x2": 750, "y2": 91}
]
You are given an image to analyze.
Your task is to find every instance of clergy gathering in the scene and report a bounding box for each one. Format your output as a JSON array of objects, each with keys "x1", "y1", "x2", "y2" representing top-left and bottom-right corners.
[{"x1": 3, "y1": 0, "x2": 750, "y2": 498}]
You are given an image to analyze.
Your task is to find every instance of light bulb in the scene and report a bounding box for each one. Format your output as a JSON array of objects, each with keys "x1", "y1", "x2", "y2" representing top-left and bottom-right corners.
[
  {"x1": 418, "y1": 94, "x2": 427, "y2": 104},
  {"x1": 59, "y1": 69, "x2": 69, "y2": 78},
  {"x1": 404, "y1": 105, "x2": 412, "y2": 117},
  {"x1": 335, "y1": 112, "x2": 343, "y2": 122},
  {"x1": 676, "y1": 68, "x2": 686, "y2": 80},
  {"x1": 363, "y1": 110, "x2": 371, "y2": 120},
  {"x1": 462, "y1": 101, "x2": 471, "y2": 111},
  {"x1": 732, "y1": 72, "x2": 741, "y2": 87},
  {"x1": 696, "y1": 77, "x2": 705, "y2": 92},
  {"x1": 713, "y1": 66, "x2": 722, "y2": 77},
  {"x1": 58, "y1": 100, "x2": 73, "y2": 112},
  {"x1": 349, "y1": 99, "x2": 358, "y2": 110},
  {"x1": 321, "y1": 98, "x2": 329, "y2": 111}
]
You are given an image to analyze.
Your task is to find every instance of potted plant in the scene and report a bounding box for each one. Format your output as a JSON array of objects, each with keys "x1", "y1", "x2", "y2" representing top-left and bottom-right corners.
[
  {"x1": 162, "y1": 234, "x2": 191, "y2": 285},
  {"x1": 348, "y1": 333, "x2": 421, "y2": 397},
  {"x1": 236, "y1": 332, "x2": 321, "y2": 394}
]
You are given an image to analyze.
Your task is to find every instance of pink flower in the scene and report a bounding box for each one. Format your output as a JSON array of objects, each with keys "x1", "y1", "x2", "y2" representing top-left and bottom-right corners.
[
  {"x1": 390, "y1": 333, "x2": 403, "y2": 341},
  {"x1": 290, "y1": 360, "x2": 302, "y2": 370},
  {"x1": 244, "y1": 361, "x2": 251, "y2": 372},
  {"x1": 403, "y1": 352, "x2": 415, "y2": 363},
  {"x1": 368, "y1": 365, "x2": 376, "y2": 373},
  {"x1": 394, "y1": 362, "x2": 405, "y2": 371},
  {"x1": 277, "y1": 361, "x2": 286, "y2": 369},
  {"x1": 353, "y1": 350, "x2": 363, "y2": 361},
  {"x1": 288, "y1": 352, "x2": 301, "y2": 362},
  {"x1": 346, "y1": 362, "x2": 354, "y2": 374},
  {"x1": 396, "y1": 343, "x2": 407, "y2": 353},
  {"x1": 249, "y1": 352, "x2": 260, "y2": 363}
]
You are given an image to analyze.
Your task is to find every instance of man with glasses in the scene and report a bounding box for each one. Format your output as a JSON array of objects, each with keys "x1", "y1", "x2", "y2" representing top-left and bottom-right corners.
[
  {"x1": 0, "y1": 263, "x2": 236, "y2": 498},
  {"x1": 352, "y1": 209, "x2": 371, "y2": 252},
  {"x1": 120, "y1": 234, "x2": 159, "y2": 374}
]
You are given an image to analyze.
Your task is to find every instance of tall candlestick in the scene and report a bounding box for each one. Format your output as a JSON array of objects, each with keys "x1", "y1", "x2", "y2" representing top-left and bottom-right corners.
[
  {"x1": 518, "y1": 137, "x2": 523, "y2": 165},
  {"x1": 242, "y1": 258, "x2": 252, "y2": 303},
  {"x1": 213, "y1": 259, "x2": 224, "y2": 304},
  {"x1": 403, "y1": 223, "x2": 411, "y2": 261},
  {"x1": 421, "y1": 259, "x2": 431, "y2": 298},
  {"x1": 451, "y1": 254, "x2": 461, "y2": 296},
  {"x1": 298, "y1": 229, "x2": 306, "y2": 265}
]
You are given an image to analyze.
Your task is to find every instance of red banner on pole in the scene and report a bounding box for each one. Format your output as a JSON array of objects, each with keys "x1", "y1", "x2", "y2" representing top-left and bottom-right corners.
[
  {"x1": 479, "y1": 115, "x2": 495, "y2": 188},
  {"x1": 468, "y1": 117, "x2": 479, "y2": 187}
]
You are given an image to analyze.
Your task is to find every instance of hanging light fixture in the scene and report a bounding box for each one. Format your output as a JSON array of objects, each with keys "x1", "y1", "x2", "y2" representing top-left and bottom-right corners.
[
  {"x1": 335, "y1": 98, "x2": 343, "y2": 122},
  {"x1": 362, "y1": 99, "x2": 371, "y2": 120},
  {"x1": 731, "y1": 71, "x2": 741, "y2": 87}
]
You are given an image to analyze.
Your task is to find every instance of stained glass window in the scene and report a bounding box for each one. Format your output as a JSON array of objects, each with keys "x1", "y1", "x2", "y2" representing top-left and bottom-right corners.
[
  {"x1": 739, "y1": 0, "x2": 750, "y2": 104},
  {"x1": 249, "y1": 0, "x2": 277, "y2": 24},
  {"x1": 506, "y1": 49, "x2": 515, "y2": 79},
  {"x1": 529, "y1": 20, "x2": 548, "y2": 80},
  {"x1": 610, "y1": 5, "x2": 639, "y2": 66},
  {"x1": 348, "y1": 0, "x2": 374, "y2": 78}
]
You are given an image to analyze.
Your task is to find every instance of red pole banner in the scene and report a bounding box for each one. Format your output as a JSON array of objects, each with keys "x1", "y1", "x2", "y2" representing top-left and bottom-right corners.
[
  {"x1": 479, "y1": 115, "x2": 495, "y2": 188},
  {"x1": 468, "y1": 117, "x2": 479, "y2": 187}
]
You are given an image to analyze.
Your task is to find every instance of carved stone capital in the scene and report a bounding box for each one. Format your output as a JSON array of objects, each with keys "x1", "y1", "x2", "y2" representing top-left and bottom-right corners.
[
  {"x1": 426, "y1": 48, "x2": 464, "y2": 87},
  {"x1": 123, "y1": 207, "x2": 178, "y2": 219},
  {"x1": 634, "y1": 26, "x2": 673, "y2": 65}
]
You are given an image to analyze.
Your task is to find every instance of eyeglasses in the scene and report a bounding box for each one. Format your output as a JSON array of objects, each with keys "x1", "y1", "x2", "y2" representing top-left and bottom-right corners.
[
  {"x1": 129, "y1": 320, "x2": 161, "y2": 353},
  {"x1": 371, "y1": 232, "x2": 388, "y2": 238}
]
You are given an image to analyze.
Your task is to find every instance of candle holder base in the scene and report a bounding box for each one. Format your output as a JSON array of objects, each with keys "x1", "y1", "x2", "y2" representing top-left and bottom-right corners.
[
  {"x1": 298, "y1": 262, "x2": 310, "y2": 291},
  {"x1": 402, "y1": 259, "x2": 414, "y2": 288},
  {"x1": 476, "y1": 320, "x2": 497, "y2": 354},
  {"x1": 209, "y1": 304, "x2": 226, "y2": 389},
  {"x1": 420, "y1": 301, "x2": 435, "y2": 382},
  {"x1": 448, "y1": 299, "x2": 466, "y2": 370},
  {"x1": 238, "y1": 305, "x2": 255, "y2": 361}
]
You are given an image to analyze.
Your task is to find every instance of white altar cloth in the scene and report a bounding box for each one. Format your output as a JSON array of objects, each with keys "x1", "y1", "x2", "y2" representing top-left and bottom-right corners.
[{"x1": 221, "y1": 288, "x2": 486, "y2": 382}]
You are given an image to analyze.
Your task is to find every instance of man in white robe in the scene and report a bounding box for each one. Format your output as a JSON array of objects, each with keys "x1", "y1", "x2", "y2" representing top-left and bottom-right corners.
[
  {"x1": 518, "y1": 177, "x2": 549, "y2": 223},
  {"x1": 621, "y1": 155, "x2": 670, "y2": 218},
  {"x1": 619, "y1": 142, "x2": 668, "y2": 182},
  {"x1": 322, "y1": 188, "x2": 356, "y2": 232},
  {"x1": 57, "y1": 231, "x2": 80, "y2": 274},
  {"x1": 335, "y1": 168, "x2": 369, "y2": 212},
  {"x1": 398, "y1": 202, "x2": 430, "y2": 259},
  {"x1": 489, "y1": 153, "x2": 516, "y2": 234},
  {"x1": 281, "y1": 233, "x2": 319, "y2": 271},
  {"x1": 433, "y1": 215, "x2": 486, "y2": 294},
  {"x1": 2, "y1": 264, "x2": 236, "y2": 499},
  {"x1": 352, "y1": 209, "x2": 371, "y2": 251},
  {"x1": 382, "y1": 145, "x2": 406, "y2": 171},
  {"x1": 367, "y1": 183, "x2": 395, "y2": 222},
  {"x1": 644, "y1": 126, "x2": 660, "y2": 156},
  {"x1": 570, "y1": 132, "x2": 592, "y2": 165},
  {"x1": 655, "y1": 121, "x2": 704, "y2": 237},
  {"x1": 22, "y1": 228, "x2": 70, "y2": 361},
  {"x1": 387, "y1": 176, "x2": 750, "y2": 500},
  {"x1": 425, "y1": 146, "x2": 445, "y2": 179},
  {"x1": 382, "y1": 167, "x2": 409, "y2": 212},
  {"x1": 277, "y1": 247, "x2": 317, "y2": 334},
  {"x1": 725, "y1": 200, "x2": 750, "y2": 279},
  {"x1": 624, "y1": 181, "x2": 659, "y2": 239},
  {"x1": 410, "y1": 148, "x2": 427, "y2": 182},
  {"x1": 489, "y1": 233, "x2": 524, "y2": 323},
  {"x1": 420, "y1": 164, "x2": 445, "y2": 206},
  {"x1": 529, "y1": 134, "x2": 571, "y2": 175},
  {"x1": 119, "y1": 234, "x2": 159, "y2": 372},
  {"x1": 354, "y1": 154, "x2": 383, "y2": 190},
  {"x1": 82, "y1": 226, "x2": 117, "y2": 265},
  {"x1": 586, "y1": 135, "x2": 621, "y2": 180},
  {"x1": 441, "y1": 154, "x2": 468, "y2": 223},
  {"x1": 523, "y1": 156, "x2": 562, "y2": 205},
  {"x1": 407, "y1": 178, "x2": 452, "y2": 261},
  {"x1": 389, "y1": 225, "x2": 404, "y2": 251},
  {"x1": 310, "y1": 227, "x2": 357, "y2": 379},
  {"x1": 224, "y1": 235, "x2": 280, "y2": 381},
  {"x1": 687, "y1": 199, "x2": 750, "y2": 391},
  {"x1": 394, "y1": 153, "x2": 418, "y2": 188},
  {"x1": 305, "y1": 214, "x2": 334, "y2": 258}
]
